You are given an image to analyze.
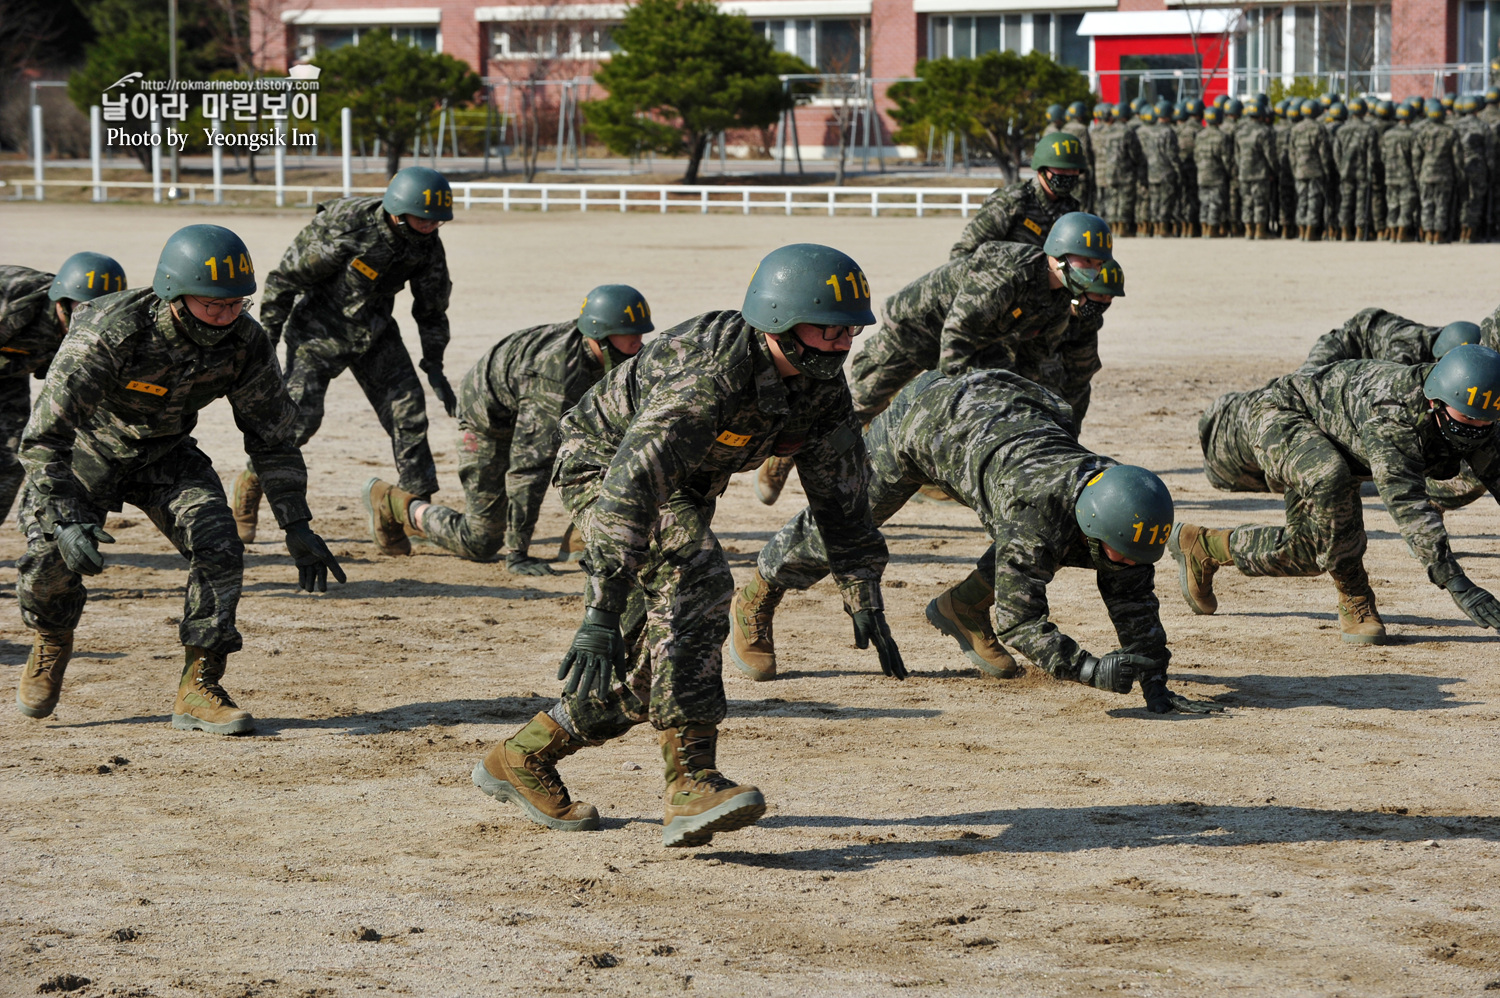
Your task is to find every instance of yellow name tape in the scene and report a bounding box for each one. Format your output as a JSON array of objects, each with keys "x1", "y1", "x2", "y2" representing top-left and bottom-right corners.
[
  {"x1": 126, "y1": 380, "x2": 167, "y2": 396},
  {"x1": 715, "y1": 430, "x2": 751, "y2": 447},
  {"x1": 1011, "y1": 307, "x2": 1024, "y2": 318},
  {"x1": 350, "y1": 258, "x2": 379, "y2": 280},
  {"x1": 1023, "y1": 218, "x2": 1043, "y2": 235}
]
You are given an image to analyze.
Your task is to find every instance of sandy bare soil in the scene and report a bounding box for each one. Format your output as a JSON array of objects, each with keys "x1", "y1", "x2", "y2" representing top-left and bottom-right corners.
[{"x1": 3, "y1": 202, "x2": 1500, "y2": 998}]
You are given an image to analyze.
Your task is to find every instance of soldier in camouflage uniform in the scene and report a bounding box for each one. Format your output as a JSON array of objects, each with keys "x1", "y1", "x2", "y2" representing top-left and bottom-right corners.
[
  {"x1": 1274, "y1": 100, "x2": 1300, "y2": 238},
  {"x1": 1062, "y1": 101, "x2": 1097, "y2": 214},
  {"x1": 1414, "y1": 99, "x2": 1460, "y2": 243},
  {"x1": 849, "y1": 212, "x2": 1111, "y2": 422},
  {"x1": 949, "y1": 132, "x2": 1087, "y2": 257},
  {"x1": 1126, "y1": 100, "x2": 1152, "y2": 235},
  {"x1": 470, "y1": 243, "x2": 901, "y2": 848},
  {"x1": 1382, "y1": 103, "x2": 1420, "y2": 241},
  {"x1": 1334, "y1": 98, "x2": 1377, "y2": 241},
  {"x1": 1096, "y1": 104, "x2": 1143, "y2": 236},
  {"x1": 1236, "y1": 97, "x2": 1276, "y2": 238},
  {"x1": 1135, "y1": 106, "x2": 1179, "y2": 237},
  {"x1": 1172, "y1": 346, "x2": 1500, "y2": 646},
  {"x1": 0, "y1": 253, "x2": 127, "y2": 524},
  {"x1": 1011, "y1": 260, "x2": 1124, "y2": 431},
  {"x1": 1221, "y1": 98, "x2": 1245, "y2": 235},
  {"x1": 1320, "y1": 102, "x2": 1347, "y2": 236},
  {"x1": 1368, "y1": 100, "x2": 1394, "y2": 238},
  {"x1": 1291, "y1": 98, "x2": 1336, "y2": 240},
  {"x1": 1452, "y1": 95, "x2": 1493, "y2": 242},
  {"x1": 1195, "y1": 106, "x2": 1234, "y2": 235},
  {"x1": 14, "y1": 225, "x2": 344, "y2": 734},
  {"x1": 728, "y1": 368, "x2": 1220, "y2": 714},
  {"x1": 364, "y1": 286, "x2": 653, "y2": 571},
  {"x1": 233, "y1": 166, "x2": 458, "y2": 543},
  {"x1": 1173, "y1": 99, "x2": 1202, "y2": 236}
]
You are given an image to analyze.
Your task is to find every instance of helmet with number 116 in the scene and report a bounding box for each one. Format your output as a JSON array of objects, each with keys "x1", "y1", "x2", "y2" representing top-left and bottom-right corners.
[
  {"x1": 742, "y1": 243, "x2": 875, "y2": 380},
  {"x1": 383, "y1": 166, "x2": 454, "y2": 222},
  {"x1": 1074, "y1": 464, "x2": 1175, "y2": 564}
]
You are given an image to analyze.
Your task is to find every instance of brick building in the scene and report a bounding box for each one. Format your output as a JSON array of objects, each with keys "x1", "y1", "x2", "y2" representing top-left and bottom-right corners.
[{"x1": 251, "y1": 0, "x2": 1483, "y2": 157}]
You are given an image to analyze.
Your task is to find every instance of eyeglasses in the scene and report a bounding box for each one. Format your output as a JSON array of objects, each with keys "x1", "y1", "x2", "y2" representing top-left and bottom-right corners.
[
  {"x1": 191, "y1": 296, "x2": 252, "y2": 316},
  {"x1": 807, "y1": 324, "x2": 864, "y2": 342}
]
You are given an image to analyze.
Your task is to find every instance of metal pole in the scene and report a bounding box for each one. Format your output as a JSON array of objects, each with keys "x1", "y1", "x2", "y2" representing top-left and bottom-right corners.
[
  {"x1": 90, "y1": 105, "x2": 103, "y2": 201},
  {"x1": 778, "y1": 107, "x2": 788, "y2": 175},
  {"x1": 436, "y1": 105, "x2": 447, "y2": 167},
  {"x1": 719, "y1": 130, "x2": 727, "y2": 173},
  {"x1": 451, "y1": 105, "x2": 460, "y2": 159},
  {"x1": 32, "y1": 103, "x2": 44, "y2": 201},
  {"x1": 556, "y1": 83, "x2": 567, "y2": 173},
  {"x1": 274, "y1": 117, "x2": 286, "y2": 206},
  {"x1": 341, "y1": 106, "x2": 353, "y2": 196},
  {"x1": 211, "y1": 116, "x2": 223, "y2": 203},
  {"x1": 1344, "y1": 0, "x2": 1352, "y2": 95},
  {"x1": 151, "y1": 114, "x2": 163, "y2": 202},
  {"x1": 483, "y1": 92, "x2": 493, "y2": 175},
  {"x1": 790, "y1": 105, "x2": 804, "y2": 175},
  {"x1": 168, "y1": 0, "x2": 180, "y2": 198}
]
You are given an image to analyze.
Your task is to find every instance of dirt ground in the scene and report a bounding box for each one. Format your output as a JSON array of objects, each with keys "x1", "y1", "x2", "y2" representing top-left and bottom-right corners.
[{"x1": 3, "y1": 202, "x2": 1500, "y2": 998}]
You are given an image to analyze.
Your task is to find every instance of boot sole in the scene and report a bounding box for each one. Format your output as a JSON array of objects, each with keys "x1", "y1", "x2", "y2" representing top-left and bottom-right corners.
[
  {"x1": 1167, "y1": 524, "x2": 1216, "y2": 616},
  {"x1": 1340, "y1": 630, "x2": 1388, "y2": 646},
  {"x1": 16, "y1": 690, "x2": 57, "y2": 719},
  {"x1": 471, "y1": 761, "x2": 600, "y2": 832},
  {"x1": 362, "y1": 478, "x2": 412, "y2": 557},
  {"x1": 726, "y1": 629, "x2": 776, "y2": 682},
  {"x1": 171, "y1": 712, "x2": 254, "y2": 736},
  {"x1": 662, "y1": 790, "x2": 767, "y2": 848},
  {"x1": 923, "y1": 599, "x2": 1019, "y2": 678},
  {"x1": 753, "y1": 482, "x2": 782, "y2": 505}
]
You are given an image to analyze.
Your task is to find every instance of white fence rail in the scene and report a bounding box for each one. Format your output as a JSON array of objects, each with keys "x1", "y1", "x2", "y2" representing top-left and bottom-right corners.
[{"x1": 1, "y1": 178, "x2": 996, "y2": 218}]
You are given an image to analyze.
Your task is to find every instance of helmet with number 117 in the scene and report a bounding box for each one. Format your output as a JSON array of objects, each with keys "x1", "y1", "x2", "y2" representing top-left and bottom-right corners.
[{"x1": 1032, "y1": 131, "x2": 1089, "y2": 197}]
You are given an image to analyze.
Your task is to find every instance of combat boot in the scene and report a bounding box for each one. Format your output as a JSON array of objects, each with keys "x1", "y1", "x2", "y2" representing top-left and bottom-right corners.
[
  {"x1": 230, "y1": 469, "x2": 262, "y2": 544},
  {"x1": 660, "y1": 725, "x2": 765, "y2": 848},
  {"x1": 16, "y1": 629, "x2": 74, "y2": 719},
  {"x1": 728, "y1": 569, "x2": 784, "y2": 681},
  {"x1": 1333, "y1": 571, "x2": 1387, "y2": 645},
  {"x1": 1167, "y1": 523, "x2": 1234, "y2": 615},
  {"x1": 1309, "y1": 224, "x2": 1323, "y2": 241},
  {"x1": 1355, "y1": 227, "x2": 1368, "y2": 241},
  {"x1": 362, "y1": 477, "x2": 415, "y2": 556},
  {"x1": 1460, "y1": 226, "x2": 1473, "y2": 243},
  {"x1": 472, "y1": 711, "x2": 599, "y2": 831},
  {"x1": 173, "y1": 647, "x2": 254, "y2": 735},
  {"x1": 1284, "y1": 223, "x2": 1298, "y2": 240},
  {"x1": 924, "y1": 572, "x2": 1020, "y2": 678},
  {"x1": 755, "y1": 455, "x2": 794, "y2": 506},
  {"x1": 555, "y1": 522, "x2": 586, "y2": 563}
]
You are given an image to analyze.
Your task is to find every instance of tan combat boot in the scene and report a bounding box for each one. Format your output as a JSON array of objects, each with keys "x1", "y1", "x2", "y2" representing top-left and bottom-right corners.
[
  {"x1": 16, "y1": 629, "x2": 74, "y2": 719},
  {"x1": 660, "y1": 725, "x2": 765, "y2": 848},
  {"x1": 230, "y1": 469, "x2": 262, "y2": 544},
  {"x1": 555, "y1": 522, "x2": 586, "y2": 563},
  {"x1": 924, "y1": 572, "x2": 1020, "y2": 678},
  {"x1": 728, "y1": 569, "x2": 784, "y2": 681},
  {"x1": 1342, "y1": 226, "x2": 1353, "y2": 241},
  {"x1": 362, "y1": 477, "x2": 416, "y2": 556},
  {"x1": 472, "y1": 711, "x2": 600, "y2": 831},
  {"x1": 1333, "y1": 571, "x2": 1387, "y2": 645},
  {"x1": 755, "y1": 455, "x2": 794, "y2": 506},
  {"x1": 173, "y1": 647, "x2": 254, "y2": 735},
  {"x1": 1167, "y1": 523, "x2": 1234, "y2": 615}
]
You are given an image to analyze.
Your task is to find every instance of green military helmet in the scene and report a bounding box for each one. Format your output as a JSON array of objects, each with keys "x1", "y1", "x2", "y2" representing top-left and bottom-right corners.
[
  {"x1": 1302, "y1": 98, "x2": 1321, "y2": 119},
  {"x1": 1154, "y1": 97, "x2": 1173, "y2": 119},
  {"x1": 383, "y1": 165, "x2": 454, "y2": 222},
  {"x1": 1347, "y1": 96, "x2": 1367, "y2": 116},
  {"x1": 1172, "y1": 99, "x2": 1186, "y2": 122},
  {"x1": 1044, "y1": 212, "x2": 1113, "y2": 294},
  {"x1": 1395, "y1": 102, "x2": 1412, "y2": 121},
  {"x1": 152, "y1": 224, "x2": 256, "y2": 300},
  {"x1": 1441, "y1": 91, "x2": 1457, "y2": 110},
  {"x1": 1487, "y1": 86, "x2": 1500, "y2": 105},
  {"x1": 1111, "y1": 103, "x2": 1128, "y2": 121},
  {"x1": 1203, "y1": 105, "x2": 1222, "y2": 125},
  {"x1": 1321, "y1": 91, "x2": 1342, "y2": 108},
  {"x1": 1327, "y1": 102, "x2": 1347, "y2": 122},
  {"x1": 578, "y1": 284, "x2": 654, "y2": 340},
  {"x1": 1139, "y1": 105, "x2": 1156, "y2": 124},
  {"x1": 49, "y1": 251, "x2": 127, "y2": 303},
  {"x1": 1424, "y1": 344, "x2": 1500, "y2": 422},
  {"x1": 1272, "y1": 99, "x2": 1286, "y2": 119},
  {"x1": 1032, "y1": 131, "x2": 1089, "y2": 171},
  {"x1": 1074, "y1": 464, "x2": 1174, "y2": 564},
  {"x1": 1066, "y1": 100, "x2": 1089, "y2": 122},
  {"x1": 1426, "y1": 98, "x2": 1445, "y2": 120},
  {"x1": 1375, "y1": 99, "x2": 1394, "y2": 119},
  {"x1": 1433, "y1": 321, "x2": 1482, "y2": 359},
  {"x1": 1094, "y1": 101, "x2": 1112, "y2": 121},
  {"x1": 1185, "y1": 97, "x2": 1204, "y2": 118},
  {"x1": 1462, "y1": 94, "x2": 1481, "y2": 114},
  {"x1": 1213, "y1": 94, "x2": 1230, "y2": 111},
  {"x1": 1046, "y1": 103, "x2": 1066, "y2": 127},
  {"x1": 1129, "y1": 96, "x2": 1146, "y2": 112},
  {"x1": 1225, "y1": 97, "x2": 1243, "y2": 117},
  {"x1": 1084, "y1": 259, "x2": 1125, "y2": 298},
  {"x1": 742, "y1": 243, "x2": 876, "y2": 333}
]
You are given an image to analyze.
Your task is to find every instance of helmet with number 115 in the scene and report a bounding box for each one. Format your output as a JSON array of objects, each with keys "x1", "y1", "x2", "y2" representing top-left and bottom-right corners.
[
  {"x1": 1074, "y1": 464, "x2": 1175, "y2": 564},
  {"x1": 49, "y1": 252, "x2": 127, "y2": 303},
  {"x1": 383, "y1": 166, "x2": 454, "y2": 222},
  {"x1": 579, "y1": 284, "x2": 654, "y2": 340}
]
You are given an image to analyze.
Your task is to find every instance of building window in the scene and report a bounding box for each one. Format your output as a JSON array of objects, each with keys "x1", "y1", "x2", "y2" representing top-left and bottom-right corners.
[
  {"x1": 1032, "y1": 14, "x2": 1052, "y2": 57},
  {"x1": 295, "y1": 25, "x2": 437, "y2": 62},
  {"x1": 491, "y1": 22, "x2": 619, "y2": 59},
  {"x1": 1462, "y1": 0, "x2": 1500, "y2": 85},
  {"x1": 1283, "y1": 3, "x2": 1391, "y2": 92},
  {"x1": 752, "y1": 17, "x2": 870, "y2": 72},
  {"x1": 1059, "y1": 13, "x2": 1087, "y2": 69}
]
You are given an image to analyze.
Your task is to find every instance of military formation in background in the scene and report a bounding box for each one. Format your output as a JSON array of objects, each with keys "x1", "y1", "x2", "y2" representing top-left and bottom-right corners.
[{"x1": 1085, "y1": 88, "x2": 1500, "y2": 243}]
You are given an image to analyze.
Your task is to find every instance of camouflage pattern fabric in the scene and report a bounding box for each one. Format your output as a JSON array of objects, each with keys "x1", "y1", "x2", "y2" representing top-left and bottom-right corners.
[
  {"x1": 850, "y1": 242, "x2": 1073, "y2": 419},
  {"x1": 1095, "y1": 121, "x2": 1142, "y2": 229},
  {"x1": 1174, "y1": 116, "x2": 1200, "y2": 229},
  {"x1": 421, "y1": 320, "x2": 605, "y2": 561},
  {"x1": 1381, "y1": 123, "x2": 1419, "y2": 230},
  {"x1": 1235, "y1": 117, "x2": 1276, "y2": 226},
  {"x1": 949, "y1": 178, "x2": 1081, "y2": 258},
  {"x1": 1127, "y1": 118, "x2": 1151, "y2": 228},
  {"x1": 0, "y1": 376, "x2": 28, "y2": 521},
  {"x1": 1061, "y1": 119, "x2": 1097, "y2": 213},
  {"x1": 17, "y1": 288, "x2": 312, "y2": 650},
  {"x1": 1291, "y1": 118, "x2": 1335, "y2": 226},
  {"x1": 1013, "y1": 309, "x2": 1103, "y2": 430},
  {"x1": 1195, "y1": 123, "x2": 1234, "y2": 227},
  {"x1": 259, "y1": 196, "x2": 452, "y2": 497},
  {"x1": 756, "y1": 368, "x2": 1169, "y2": 681},
  {"x1": 1453, "y1": 115, "x2": 1493, "y2": 234},
  {"x1": 1274, "y1": 118, "x2": 1299, "y2": 231},
  {"x1": 550, "y1": 310, "x2": 885, "y2": 740},
  {"x1": 1414, "y1": 121, "x2": 1459, "y2": 234},
  {"x1": 1334, "y1": 117, "x2": 1377, "y2": 233},
  {"x1": 1196, "y1": 360, "x2": 1500, "y2": 586},
  {"x1": 1367, "y1": 115, "x2": 1391, "y2": 231},
  {"x1": 1298, "y1": 307, "x2": 1438, "y2": 373},
  {"x1": 1138, "y1": 120, "x2": 1181, "y2": 225},
  {"x1": 0, "y1": 266, "x2": 67, "y2": 521}
]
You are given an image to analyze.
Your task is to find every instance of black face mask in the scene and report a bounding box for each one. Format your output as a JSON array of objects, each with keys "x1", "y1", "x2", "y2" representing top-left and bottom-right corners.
[
  {"x1": 173, "y1": 301, "x2": 244, "y2": 347},
  {"x1": 1073, "y1": 297, "x2": 1111, "y2": 319},
  {"x1": 774, "y1": 333, "x2": 849, "y2": 380},
  {"x1": 1042, "y1": 169, "x2": 1081, "y2": 196},
  {"x1": 1433, "y1": 404, "x2": 1496, "y2": 451},
  {"x1": 1087, "y1": 536, "x2": 1130, "y2": 573},
  {"x1": 601, "y1": 341, "x2": 634, "y2": 372},
  {"x1": 389, "y1": 215, "x2": 438, "y2": 244}
]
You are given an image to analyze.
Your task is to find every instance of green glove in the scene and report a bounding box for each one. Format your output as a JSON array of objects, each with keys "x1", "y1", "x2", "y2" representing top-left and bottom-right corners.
[
  {"x1": 557, "y1": 607, "x2": 626, "y2": 700},
  {"x1": 506, "y1": 552, "x2": 557, "y2": 577},
  {"x1": 55, "y1": 523, "x2": 115, "y2": 576},
  {"x1": 285, "y1": 522, "x2": 348, "y2": 593}
]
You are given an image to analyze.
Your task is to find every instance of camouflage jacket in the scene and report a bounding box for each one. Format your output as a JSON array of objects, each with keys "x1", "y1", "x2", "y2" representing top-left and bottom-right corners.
[
  {"x1": 1061, "y1": 120, "x2": 1096, "y2": 175},
  {"x1": 0, "y1": 266, "x2": 66, "y2": 380},
  {"x1": 1299, "y1": 308, "x2": 1438, "y2": 372},
  {"x1": 1174, "y1": 119, "x2": 1199, "y2": 177},
  {"x1": 1095, "y1": 121, "x2": 1143, "y2": 189},
  {"x1": 1013, "y1": 309, "x2": 1104, "y2": 418},
  {"x1": 1195, "y1": 125, "x2": 1235, "y2": 185},
  {"x1": 1413, "y1": 121, "x2": 1459, "y2": 183},
  {"x1": 259, "y1": 196, "x2": 452, "y2": 360},
  {"x1": 1290, "y1": 119, "x2": 1334, "y2": 181},
  {"x1": 459, "y1": 319, "x2": 606, "y2": 554},
  {"x1": 1333, "y1": 118, "x2": 1376, "y2": 181},
  {"x1": 21, "y1": 288, "x2": 310, "y2": 529},
  {"x1": 893, "y1": 369, "x2": 1168, "y2": 678},
  {"x1": 1453, "y1": 116, "x2": 1493, "y2": 183},
  {"x1": 1259, "y1": 360, "x2": 1500, "y2": 585},
  {"x1": 1139, "y1": 121, "x2": 1181, "y2": 184},
  {"x1": 1235, "y1": 119, "x2": 1275, "y2": 182},
  {"x1": 884, "y1": 242, "x2": 1073, "y2": 377},
  {"x1": 1381, "y1": 124, "x2": 1417, "y2": 186},
  {"x1": 554, "y1": 310, "x2": 885, "y2": 614},
  {"x1": 949, "y1": 178, "x2": 1081, "y2": 258}
]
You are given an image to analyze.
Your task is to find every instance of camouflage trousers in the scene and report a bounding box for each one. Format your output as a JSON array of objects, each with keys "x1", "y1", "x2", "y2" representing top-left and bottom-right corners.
[
  {"x1": 1384, "y1": 181, "x2": 1418, "y2": 229},
  {"x1": 1229, "y1": 178, "x2": 1243, "y2": 229},
  {"x1": 849, "y1": 325, "x2": 927, "y2": 422},
  {"x1": 1459, "y1": 175, "x2": 1488, "y2": 230},
  {"x1": 283, "y1": 314, "x2": 439, "y2": 498},
  {"x1": 555, "y1": 485, "x2": 733, "y2": 741},
  {"x1": 1420, "y1": 183, "x2": 1454, "y2": 234},
  {"x1": 1099, "y1": 185, "x2": 1136, "y2": 228},
  {"x1": 1339, "y1": 176, "x2": 1375, "y2": 231},
  {"x1": 420, "y1": 423, "x2": 513, "y2": 562},
  {"x1": 16, "y1": 445, "x2": 245, "y2": 652},
  {"x1": 1178, "y1": 175, "x2": 1199, "y2": 226},
  {"x1": 1279, "y1": 170, "x2": 1298, "y2": 228},
  {"x1": 1295, "y1": 179, "x2": 1327, "y2": 227},
  {"x1": 1241, "y1": 179, "x2": 1274, "y2": 226},
  {"x1": 0, "y1": 374, "x2": 30, "y2": 523},
  {"x1": 1199, "y1": 184, "x2": 1230, "y2": 227},
  {"x1": 1146, "y1": 183, "x2": 1177, "y2": 226}
]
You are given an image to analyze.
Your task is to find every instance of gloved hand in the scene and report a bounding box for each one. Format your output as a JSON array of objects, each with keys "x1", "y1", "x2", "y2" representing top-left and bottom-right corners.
[
  {"x1": 506, "y1": 552, "x2": 556, "y2": 577},
  {"x1": 1444, "y1": 573, "x2": 1500, "y2": 629},
  {"x1": 55, "y1": 523, "x2": 115, "y2": 576},
  {"x1": 557, "y1": 607, "x2": 627, "y2": 700},
  {"x1": 419, "y1": 357, "x2": 458, "y2": 418},
  {"x1": 1141, "y1": 673, "x2": 1225, "y2": 714},
  {"x1": 285, "y1": 522, "x2": 348, "y2": 593},
  {"x1": 1078, "y1": 651, "x2": 1157, "y2": 694},
  {"x1": 849, "y1": 608, "x2": 907, "y2": 680}
]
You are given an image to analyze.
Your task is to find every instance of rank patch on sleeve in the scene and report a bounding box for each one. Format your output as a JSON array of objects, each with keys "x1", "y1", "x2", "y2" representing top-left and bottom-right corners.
[
  {"x1": 125, "y1": 380, "x2": 167, "y2": 396},
  {"x1": 715, "y1": 430, "x2": 752, "y2": 447},
  {"x1": 1023, "y1": 218, "x2": 1043, "y2": 235},
  {"x1": 1011, "y1": 307, "x2": 1024, "y2": 318},
  {"x1": 0, "y1": 346, "x2": 30, "y2": 355},
  {"x1": 350, "y1": 257, "x2": 379, "y2": 280}
]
